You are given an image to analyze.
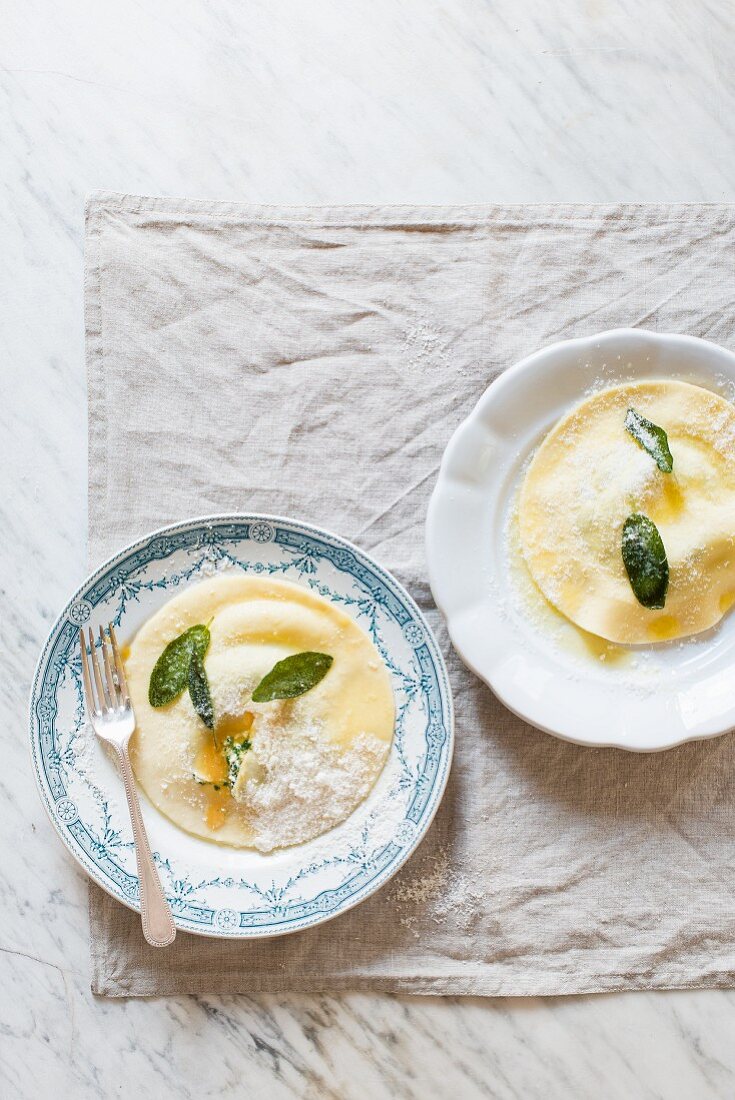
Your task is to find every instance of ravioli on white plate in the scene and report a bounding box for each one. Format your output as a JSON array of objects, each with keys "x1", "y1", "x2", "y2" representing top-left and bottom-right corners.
[
  {"x1": 124, "y1": 575, "x2": 394, "y2": 851},
  {"x1": 519, "y1": 380, "x2": 735, "y2": 644}
]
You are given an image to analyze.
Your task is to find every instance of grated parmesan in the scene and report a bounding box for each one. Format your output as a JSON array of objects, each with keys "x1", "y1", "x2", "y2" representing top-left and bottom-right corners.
[{"x1": 232, "y1": 713, "x2": 390, "y2": 852}]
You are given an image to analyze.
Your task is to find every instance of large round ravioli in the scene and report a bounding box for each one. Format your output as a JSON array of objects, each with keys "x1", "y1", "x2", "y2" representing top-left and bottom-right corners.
[
  {"x1": 518, "y1": 380, "x2": 735, "y2": 644},
  {"x1": 125, "y1": 575, "x2": 394, "y2": 850}
]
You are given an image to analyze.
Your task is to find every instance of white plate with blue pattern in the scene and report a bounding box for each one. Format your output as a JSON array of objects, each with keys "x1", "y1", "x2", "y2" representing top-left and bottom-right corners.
[{"x1": 30, "y1": 515, "x2": 453, "y2": 937}]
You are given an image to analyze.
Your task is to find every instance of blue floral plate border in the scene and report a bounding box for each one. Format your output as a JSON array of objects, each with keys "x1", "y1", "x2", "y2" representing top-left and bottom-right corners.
[{"x1": 29, "y1": 515, "x2": 454, "y2": 937}]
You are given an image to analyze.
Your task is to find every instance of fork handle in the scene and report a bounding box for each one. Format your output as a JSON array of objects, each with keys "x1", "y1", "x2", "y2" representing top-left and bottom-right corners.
[{"x1": 115, "y1": 745, "x2": 177, "y2": 947}]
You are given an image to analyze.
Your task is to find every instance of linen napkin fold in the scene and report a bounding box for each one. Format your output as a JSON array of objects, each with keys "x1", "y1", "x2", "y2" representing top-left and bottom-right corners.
[{"x1": 86, "y1": 194, "x2": 735, "y2": 997}]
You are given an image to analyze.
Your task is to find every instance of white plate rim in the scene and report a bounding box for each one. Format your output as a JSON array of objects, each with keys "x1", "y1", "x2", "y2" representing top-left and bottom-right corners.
[
  {"x1": 30, "y1": 512, "x2": 454, "y2": 937},
  {"x1": 426, "y1": 328, "x2": 735, "y2": 752}
]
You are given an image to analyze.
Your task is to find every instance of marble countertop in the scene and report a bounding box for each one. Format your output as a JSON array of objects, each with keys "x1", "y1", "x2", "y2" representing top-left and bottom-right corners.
[{"x1": 3, "y1": 1, "x2": 735, "y2": 1096}]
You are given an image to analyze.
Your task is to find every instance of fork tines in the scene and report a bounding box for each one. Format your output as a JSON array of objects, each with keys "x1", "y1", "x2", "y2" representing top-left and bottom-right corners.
[{"x1": 80, "y1": 623, "x2": 129, "y2": 715}]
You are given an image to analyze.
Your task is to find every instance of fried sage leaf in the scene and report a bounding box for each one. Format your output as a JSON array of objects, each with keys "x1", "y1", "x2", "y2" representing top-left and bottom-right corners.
[
  {"x1": 621, "y1": 514, "x2": 669, "y2": 609},
  {"x1": 624, "y1": 408, "x2": 673, "y2": 473},
  {"x1": 251, "y1": 651, "x2": 333, "y2": 702},
  {"x1": 188, "y1": 648, "x2": 215, "y2": 730},
  {"x1": 148, "y1": 624, "x2": 211, "y2": 707}
]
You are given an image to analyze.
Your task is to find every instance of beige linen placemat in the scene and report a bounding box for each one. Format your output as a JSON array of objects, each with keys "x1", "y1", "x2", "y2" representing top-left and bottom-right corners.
[{"x1": 86, "y1": 194, "x2": 735, "y2": 997}]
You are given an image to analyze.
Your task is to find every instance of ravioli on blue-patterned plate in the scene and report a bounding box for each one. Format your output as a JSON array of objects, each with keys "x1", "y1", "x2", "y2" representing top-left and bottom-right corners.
[{"x1": 124, "y1": 575, "x2": 394, "y2": 851}]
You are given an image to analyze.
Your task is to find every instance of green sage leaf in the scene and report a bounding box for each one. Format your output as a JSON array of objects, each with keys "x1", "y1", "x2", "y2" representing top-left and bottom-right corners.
[
  {"x1": 621, "y1": 514, "x2": 669, "y2": 609},
  {"x1": 624, "y1": 408, "x2": 673, "y2": 473},
  {"x1": 251, "y1": 651, "x2": 333, "y2": 702},
  {"x1": 148, "y1": 624, "x2": 210, "y2": 707},
  {"x1": 188, "y1": 648, "x2": 215, "y2": 730}
]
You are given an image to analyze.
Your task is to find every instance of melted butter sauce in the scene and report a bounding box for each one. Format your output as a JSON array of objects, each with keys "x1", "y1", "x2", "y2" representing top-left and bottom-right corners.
[
  {"x1": 646, "y1": 475, "x2": 685, "y2": 525},
  {"x1": 719, "y1": 590, "x2": 735, "y2": 614},
  {"x1": 577, "y1": 626, "x2": 630, "y2": 665},
  {"x1": 194, "y1": 738, "x2": 228, "y2": 784},
  {"x1": 194, "y1": 739, "x2": 230, "y2": 831},
  {"x1": 216, "y1": 710, "x2": 254, "y2": 739},
  {"x1": 646, "y1": 615, "x2": 680, "y2": 641},
  {"x1": 194, "y1": 713, "x2": 255, "y2": 831},
  {"x1": 204, "y1": 791, "x2": 229, "y2": 830}
]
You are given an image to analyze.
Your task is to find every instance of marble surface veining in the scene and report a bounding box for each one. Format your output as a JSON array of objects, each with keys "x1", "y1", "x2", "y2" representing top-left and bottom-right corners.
[{"x1": 2, "y1": 0, "x2": 735, "y2": 1096}]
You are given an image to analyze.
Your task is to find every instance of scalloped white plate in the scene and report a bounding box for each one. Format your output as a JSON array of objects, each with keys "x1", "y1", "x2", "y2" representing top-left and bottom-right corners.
[
  {"x1": 426, "y1": 329, "x2": 735, "y2": 752},
  {"x1": 30, "y1": 515, "x2": 453, "y2": 937}
]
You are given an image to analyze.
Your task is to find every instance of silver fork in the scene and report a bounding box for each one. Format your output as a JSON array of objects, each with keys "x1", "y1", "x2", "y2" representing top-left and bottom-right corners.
[{"x1": 80, "y1": 624, "x2": 176, "y2": 947}]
